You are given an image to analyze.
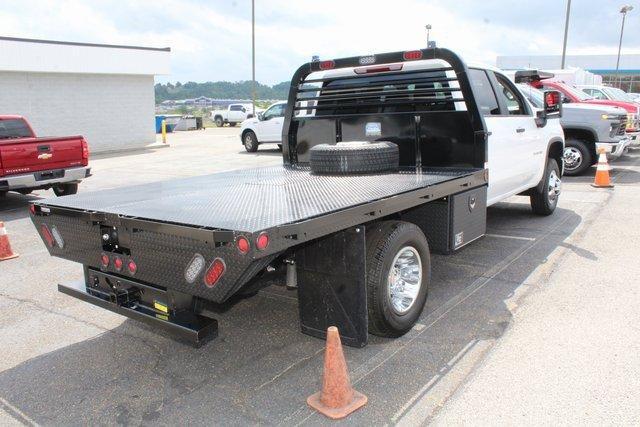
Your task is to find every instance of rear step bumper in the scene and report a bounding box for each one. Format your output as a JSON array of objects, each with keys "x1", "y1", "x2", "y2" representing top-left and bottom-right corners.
[
  {"x1": 1, "y1": 166, "x2": 91, "y2": 190},
  {"x1": 58, "y1": 279, "x2": 218, "y2": 347}
]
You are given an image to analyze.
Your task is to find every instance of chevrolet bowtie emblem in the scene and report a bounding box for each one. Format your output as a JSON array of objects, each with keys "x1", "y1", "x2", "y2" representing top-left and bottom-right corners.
[{"x1": 38, "y1": 153, "x2": 52, "y2": 160}]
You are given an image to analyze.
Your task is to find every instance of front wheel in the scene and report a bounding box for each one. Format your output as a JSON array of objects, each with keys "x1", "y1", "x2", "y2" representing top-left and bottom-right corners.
[
  {"x1": 214, "y1": 117, "x2": 224, "y2": 127},
  {"x1": 563, "y1": 139, "x2": 592, "y2": 176},
  {"x1": 366, "y1": 221, "x2": 430, "y2": 337},
  {"x1": 243, "y1": 131, "x2": 259, "y2": 152},
  {"x1": 530, "y1": 158, "x2": 561, "y2": 216},
  {"x1": 53, "y1": 183, "x2": 78, "y2": 196}
]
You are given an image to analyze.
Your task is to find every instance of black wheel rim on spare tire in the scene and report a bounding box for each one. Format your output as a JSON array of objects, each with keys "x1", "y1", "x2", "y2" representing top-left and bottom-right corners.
[{"x1": 309, "y1": 141, "x2": 399, "y2": 175}]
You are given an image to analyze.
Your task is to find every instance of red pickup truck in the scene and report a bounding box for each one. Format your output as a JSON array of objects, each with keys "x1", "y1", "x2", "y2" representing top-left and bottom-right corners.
[{"x1": 0, "y1": 115, "x2": 90, "y2": 197}]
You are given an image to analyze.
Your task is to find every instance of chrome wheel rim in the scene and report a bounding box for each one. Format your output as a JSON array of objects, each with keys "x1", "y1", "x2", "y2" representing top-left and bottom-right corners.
[
  {"x1": 548, "y1": 170, "x2": 561, "y2": 202},
  {"x1": 563, "y1": 147, "x2": 582, "y2": 171},
  {"x1": 387, "y1": 246, "x2": 422, "y2": 315}
]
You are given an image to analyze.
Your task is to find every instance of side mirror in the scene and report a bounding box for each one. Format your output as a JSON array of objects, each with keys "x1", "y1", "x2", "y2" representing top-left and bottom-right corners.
[
  {"x1": 536, "y1": 90, "x2": 562, "y2": 127},
  {"x1": 257, "y1": 112, "x2": 264, "y2": 121},
  {"x1": 562, "y1": 97, "x2": 571, "y2": 104},
  {"x1": 241, "y1": 107, "x2": 246, "y2": 113}
]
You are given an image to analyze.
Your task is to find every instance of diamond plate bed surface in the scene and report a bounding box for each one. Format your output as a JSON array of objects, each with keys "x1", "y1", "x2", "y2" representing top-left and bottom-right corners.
[{"x1": 42, "y1": 166, "x2": 476, "y2": 232}]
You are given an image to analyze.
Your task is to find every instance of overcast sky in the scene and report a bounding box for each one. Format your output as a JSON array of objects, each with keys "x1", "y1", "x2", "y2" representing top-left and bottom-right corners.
[{"x1": 1, "y1": 0, "x2": 638, "y2": 84}]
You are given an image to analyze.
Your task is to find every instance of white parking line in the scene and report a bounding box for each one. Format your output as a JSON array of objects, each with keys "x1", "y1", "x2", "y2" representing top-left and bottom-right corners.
[{"x1": 485, "y1": 233, "x2": 535, "y2": 241}]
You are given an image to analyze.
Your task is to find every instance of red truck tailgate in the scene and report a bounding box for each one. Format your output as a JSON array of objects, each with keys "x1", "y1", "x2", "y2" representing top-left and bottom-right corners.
[{"x1": 0, "y1": 136, "x2": 86, "y2": 175}]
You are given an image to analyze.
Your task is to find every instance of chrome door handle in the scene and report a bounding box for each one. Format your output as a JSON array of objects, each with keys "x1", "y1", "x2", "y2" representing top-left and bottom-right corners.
[{"x1": 516, "y1": 127, "x2": 526, "y2": 133}]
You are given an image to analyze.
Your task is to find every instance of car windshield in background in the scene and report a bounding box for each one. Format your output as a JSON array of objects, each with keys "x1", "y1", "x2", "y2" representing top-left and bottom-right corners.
[
  {"x1": 605, "y1": 87, "x2": 635, "y2": 102},
  {"x1": 517, "y1": 84, "x2": 544, "y2": 108},
  {"x1": 565, "y1": 85, "x2": 593, "y2": 101},
  {"x1": 0, "y1": 119, "x2": 32, "y2": 139}
]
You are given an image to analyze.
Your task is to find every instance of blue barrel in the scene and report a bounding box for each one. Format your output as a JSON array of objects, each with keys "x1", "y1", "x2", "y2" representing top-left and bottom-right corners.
[{"x1": 155, "y1": 115, "x2": 166, "y2": 133}]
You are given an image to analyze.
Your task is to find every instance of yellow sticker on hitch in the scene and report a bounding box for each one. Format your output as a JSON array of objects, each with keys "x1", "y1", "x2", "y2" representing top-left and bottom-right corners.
[{"x1": 153, "y1": 300, "x2": 168, "y2": 314}]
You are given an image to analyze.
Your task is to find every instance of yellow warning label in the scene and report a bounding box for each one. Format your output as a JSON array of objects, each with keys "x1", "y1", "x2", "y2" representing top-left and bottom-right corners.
[
  {"x1": 153, "y1": 300, "x2": 168, "y2": 314},
  {"x1": 155, "y1": 314, "x2": 168, "y2": 321}
]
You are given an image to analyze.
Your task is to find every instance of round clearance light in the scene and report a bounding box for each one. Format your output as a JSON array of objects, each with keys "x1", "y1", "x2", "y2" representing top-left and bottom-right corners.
[
  {"x1": 204, "y1": 258, "x2": 226, "y2": 288},
  {"x1": 127, "y1": 260, "x2": 137, "y2": 275},
  {"x1": 185, "y1": 253, "x2": 205, "y2": 284},
  {"x1": 236, "y1": 236, "x2": 250, "y2": 254},
  {"x1": 113, "y1": 257, "x2": 123, "y2": 271},
  {"x1": 256, "y1": 232, "x2": 269, "y2": 251},
  {"x1": 100, "y1": 253, "x2": 110, "y2": 268}
]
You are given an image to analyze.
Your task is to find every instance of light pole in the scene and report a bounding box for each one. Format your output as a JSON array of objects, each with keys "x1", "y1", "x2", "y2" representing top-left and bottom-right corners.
[
  {"x1": 425, "y1": 24, "x2": 432, "y2": 46},
  {"x1": 561, "y1": 0, "x2": 571, "y2": 69},
  {"x1": 251, "y1": 0, "x2": 256, "y2": 115},
  {"x1": 616, "y1": 5, "x2": 633, "y2": 88}
]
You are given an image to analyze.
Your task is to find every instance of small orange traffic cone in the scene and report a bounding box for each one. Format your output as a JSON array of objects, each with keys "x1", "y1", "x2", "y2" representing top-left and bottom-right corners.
[
  {"x1": 0, "y1": 221, "x2": 19, "y2": 261},
  {"x1": 307, "y1": 326, "x2": 367, "y2": 419},
  {"x1": 592, "y1": 147, "x2": 614, "y2": 188}
]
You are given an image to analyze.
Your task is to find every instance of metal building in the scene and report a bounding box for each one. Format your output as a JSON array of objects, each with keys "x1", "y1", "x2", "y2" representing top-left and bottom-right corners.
[{"x1": 0, "y1": 37, "x2": 170, "y2": 153}]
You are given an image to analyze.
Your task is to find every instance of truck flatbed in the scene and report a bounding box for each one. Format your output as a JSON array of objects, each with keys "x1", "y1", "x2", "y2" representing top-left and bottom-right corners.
[{"x1": 42, "y1": 165, "x2": 483, "y2": 233}]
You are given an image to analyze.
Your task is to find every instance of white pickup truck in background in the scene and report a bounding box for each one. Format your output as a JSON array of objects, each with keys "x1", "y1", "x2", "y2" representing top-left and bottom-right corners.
[{"x1": 212, "y1": 103, "x2": 261, "y2": 127}]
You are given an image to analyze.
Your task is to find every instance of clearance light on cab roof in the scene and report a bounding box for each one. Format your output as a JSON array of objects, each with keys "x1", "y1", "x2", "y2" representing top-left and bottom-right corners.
[
  {"x1": 354, "y1": 64, "x2": 403, "y2": 74},
  {"x1": 403, "y1": 50, "x2": 423, "y2": 61}
]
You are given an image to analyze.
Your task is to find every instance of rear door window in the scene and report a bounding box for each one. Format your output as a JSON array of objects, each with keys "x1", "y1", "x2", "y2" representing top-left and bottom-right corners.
[
  {"x1": 494, "y1": 75, "x2": 528, "y2": 115},
  {"x1": 468, "y1": 69, "x2": 500, "y2": 116}
]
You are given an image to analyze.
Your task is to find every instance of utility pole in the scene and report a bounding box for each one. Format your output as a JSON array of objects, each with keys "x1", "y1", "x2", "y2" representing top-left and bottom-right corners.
[
  {"x1": 561, "y1": 0, "x2": 571, "y2": 68},
  {"x1": 616, "y1": 5, "x2": 633, "y2": 88},
  {"x1": 251, "y1": 0, "x2": 256, "y2": 115}
]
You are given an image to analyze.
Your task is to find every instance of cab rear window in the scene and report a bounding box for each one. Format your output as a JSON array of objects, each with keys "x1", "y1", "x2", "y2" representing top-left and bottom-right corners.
[{"x1": 0, "y1": 119, "x2": 32, "y2": 139}]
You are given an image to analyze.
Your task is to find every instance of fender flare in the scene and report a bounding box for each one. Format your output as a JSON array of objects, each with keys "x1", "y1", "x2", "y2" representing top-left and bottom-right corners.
[{"x1": 534, "y1": 137, "x2": 564, "y2": 193}]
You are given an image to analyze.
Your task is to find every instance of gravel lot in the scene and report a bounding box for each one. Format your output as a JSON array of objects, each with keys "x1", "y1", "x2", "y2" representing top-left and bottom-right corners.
[{"x1": 1, "y1": 128, "x2": 638, "y2": 425}]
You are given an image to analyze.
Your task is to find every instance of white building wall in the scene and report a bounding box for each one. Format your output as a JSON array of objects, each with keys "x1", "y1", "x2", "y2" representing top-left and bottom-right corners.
[{"x1": 0, "y1": 71, "x2": 155, "y2": 153}]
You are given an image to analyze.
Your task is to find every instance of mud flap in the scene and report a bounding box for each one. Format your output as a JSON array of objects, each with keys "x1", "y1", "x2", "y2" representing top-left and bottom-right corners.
[{"x1": 297, "y1": 226, "x2": 368, "y2": 347}]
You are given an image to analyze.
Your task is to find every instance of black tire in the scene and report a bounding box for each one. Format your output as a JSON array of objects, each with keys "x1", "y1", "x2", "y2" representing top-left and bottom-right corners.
[
  {"x1": 366, "y1": 220, "x2": 430, "y2": 337},
  {"x1": 229, "y1": 122, "x2": 237, "y2": 127},
  {"x1": 309, "y1": 141, "x2": 399, "y2": 175},
  {"x1": 563, "y1": 139, "x2": 592, "y2": 176},
  {"x1": 243, "y1": 131, "x2": 259, "y2": 152},
  {"x1": 214, "y1": 116, "x2": 224, "y2": 127},
  {"x1": 53, "y1": 183, "x2": 78, "y2": 196},
  {"x1": 530, "y1": 158, "x2": 561, "y2": 216}
]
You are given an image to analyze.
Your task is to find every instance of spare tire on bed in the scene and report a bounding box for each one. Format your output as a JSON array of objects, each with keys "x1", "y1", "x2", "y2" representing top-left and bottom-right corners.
[{"x1": 309, "y1": 141, "x2": 399, "y2": 175}]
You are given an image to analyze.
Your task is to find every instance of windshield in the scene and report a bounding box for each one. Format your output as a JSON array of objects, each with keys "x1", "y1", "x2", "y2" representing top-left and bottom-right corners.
[
  {"x1": 516, "y1": 84, "x2": 544, "y2": 108},
  {"x1": 563, "y1": 84, "x2": 593, "y2": 101},
  {"x1": 605, "y1": 87, "x2": 635, "y2": 102}
]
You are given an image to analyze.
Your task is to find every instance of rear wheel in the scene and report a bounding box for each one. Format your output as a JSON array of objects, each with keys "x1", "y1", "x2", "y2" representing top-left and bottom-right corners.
[
  {"x1": 563, "y1": 139, "x2": 592, "y2": 176},
  {"x1": 215, "y1": 117, "x2": 224, "y2": 127},
  {"x1": 366, "y1": 221, "x2": 430, "y2": 337},
  {"x1": 53, "y1": 183, "x2": 78, "y2": 196},
  {"x1": 530, "y1": 158, "x2": 561, "y2": 216},
  {"x1": 243, "y1": 131, "x2": 259, "y2": 152},
  {"x1": 229, "y1": 122, "x2": 237, "y2": 127}
]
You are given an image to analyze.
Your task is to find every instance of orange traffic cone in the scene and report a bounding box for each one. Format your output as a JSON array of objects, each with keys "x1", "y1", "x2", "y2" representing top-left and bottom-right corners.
[
  {"x1": 307, "y1": 326, "x2": 367, "y2": 419},
  {"x1": 0, "y1": 221, "x2": 19, "y2": 261},
  {"x1": 592, "y1": 147, "x2": 614, "y2": 188}
]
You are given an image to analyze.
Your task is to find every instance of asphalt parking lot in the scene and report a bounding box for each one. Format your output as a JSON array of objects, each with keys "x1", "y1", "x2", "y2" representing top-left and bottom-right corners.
[{"x1": 1, "y1": 128, "x2": 639, "y2": 425}]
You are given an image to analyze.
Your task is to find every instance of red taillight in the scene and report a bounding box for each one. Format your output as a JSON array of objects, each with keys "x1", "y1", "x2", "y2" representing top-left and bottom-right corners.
[
  {"x1": 204, "y1": 258, "x2": 225, "y2": 287},
  {"x1": 41, "y1": 224, "x2": 54, "y2": 248},
  {"x1": 29, "y1": 204, "x2": 36, "y2": 215},
  {"x1": 354, "y1": 64, "x2": 403, "y2": 75},
  {"x1": 114, "y1": 257, "x2": 123, "y2": 271},
  {"x1": 403, "y1": 50, "x2": 423, "y2": 61},
  {"x1": 531, "y1": 81, "x2": 543, "y2": 89},
  {"x1": 101, "y1": 253, "x2": 109, "y2": 268},
  {"x1": 256, "y1": 232, "x2": 269, "y2": 251},
  {"x1": 236, "y1": 236, "x2": 250, "y2": 254},
  {"x1": 81, "y1": 139, "x2": 89, "y2": 165},
  {"x1": 319, "y1": 60, "x2": 335, "y2": 70},
  {"x1": 127, "y1": 260, "x2": 137, "y2": 275}
]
